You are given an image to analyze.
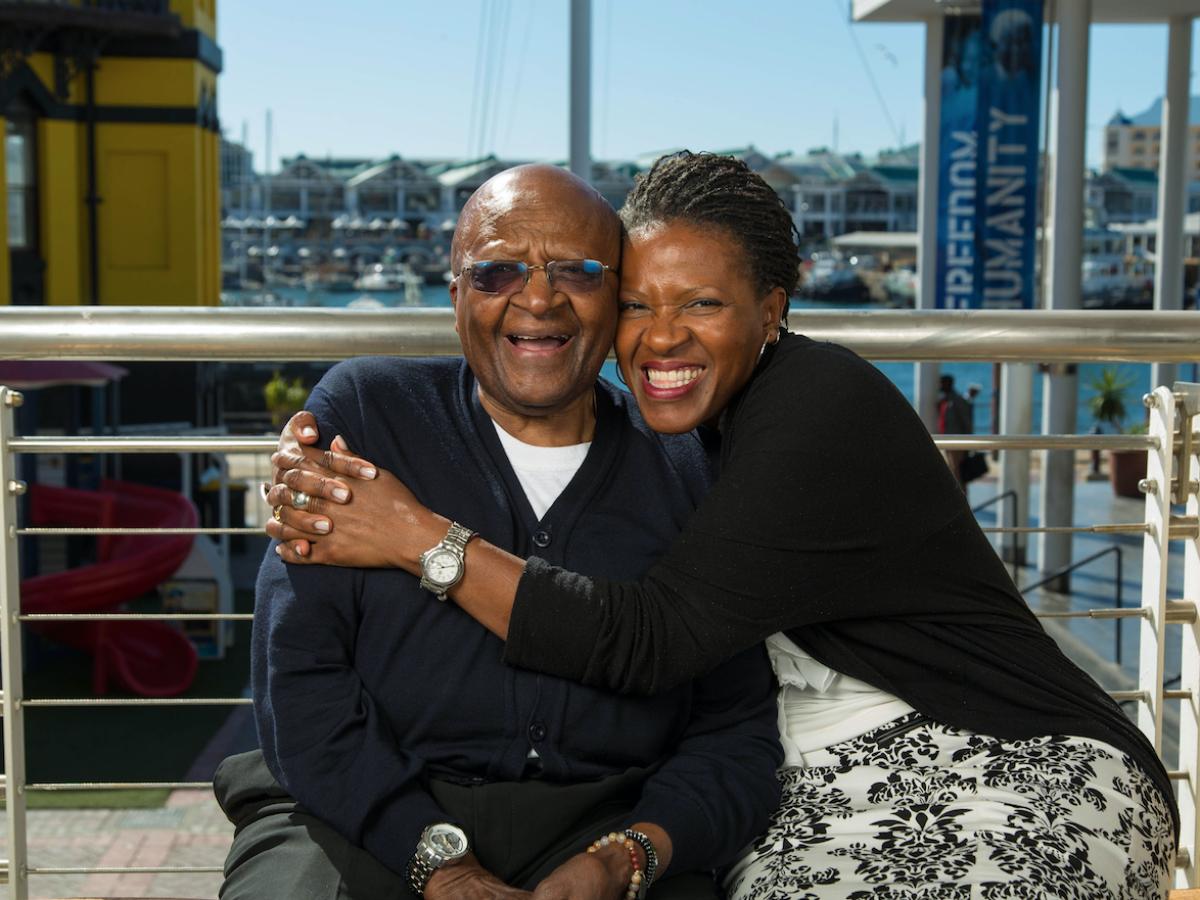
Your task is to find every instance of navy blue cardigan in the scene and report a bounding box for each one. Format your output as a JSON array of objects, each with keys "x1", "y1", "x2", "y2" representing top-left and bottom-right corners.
[{"x1": 252, "y1": 357, "x2": 783, "y2": 879}]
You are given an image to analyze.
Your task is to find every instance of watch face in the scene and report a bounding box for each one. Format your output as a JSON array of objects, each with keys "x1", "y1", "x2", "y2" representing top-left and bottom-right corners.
[
  {"x1": 424, "y1": 548, "x2": 462, "y2": 586},
  {"x1": 427, "y1": 823, "x2": 468, "y2": 859}
]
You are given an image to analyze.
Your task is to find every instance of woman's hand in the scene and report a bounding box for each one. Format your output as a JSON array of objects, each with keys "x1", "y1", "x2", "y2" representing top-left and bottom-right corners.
[
  {"x1": 266, "y1": 411, "x2": 380, "y2": 557},
  {"x1": 272, "y1": 410, "x2": 379, "y2": 485},
  {"x1": 267, "y1": 455, "x2": 446, "y2": 570},
  {"x1": 265, "y1": 412, "x2": 447, "y2": 570}
]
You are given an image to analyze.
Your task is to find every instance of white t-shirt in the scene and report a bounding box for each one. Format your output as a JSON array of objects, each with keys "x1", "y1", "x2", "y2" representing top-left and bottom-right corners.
[
  {"x1": 492, "y1": 422, "x2": 591, "y2": 521},
  {"x1": 766, "y1": 631, "x2": 916, "y2": 767}
]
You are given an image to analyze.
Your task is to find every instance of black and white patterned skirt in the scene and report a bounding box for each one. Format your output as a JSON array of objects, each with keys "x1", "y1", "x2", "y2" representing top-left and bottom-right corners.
[{"x1": 723, "y1": 712, "x2": 1174, "y2": 899}]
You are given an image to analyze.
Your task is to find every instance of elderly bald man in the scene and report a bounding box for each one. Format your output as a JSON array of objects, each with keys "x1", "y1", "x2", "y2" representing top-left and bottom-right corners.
[{"x1": 214, "y1": 165, "x2": 782, "y2": 900}]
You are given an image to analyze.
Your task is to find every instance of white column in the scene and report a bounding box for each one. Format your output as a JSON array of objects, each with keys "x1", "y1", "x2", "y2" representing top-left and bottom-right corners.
[
  {"x1": 568, "y1": 0, "x2": 591, "y2": 182},
  {"x1": 1038, "y1": 1, "x2": 1090, "y2": 588},
  {"x1": 999, "y1": 363, "x2": 1034, "y2": 566},
  {"x1": 914, "y1": 14, "x2": 943, "y2": 429},
  {"x1": 1152, "y1": 17, "x2": 1193, "y2": 391}
]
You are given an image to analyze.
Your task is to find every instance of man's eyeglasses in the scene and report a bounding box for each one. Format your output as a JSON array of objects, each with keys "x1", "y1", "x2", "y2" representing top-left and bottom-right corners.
[{"x1": 455, "y1": 259, "x2": 615, "y2": 296}]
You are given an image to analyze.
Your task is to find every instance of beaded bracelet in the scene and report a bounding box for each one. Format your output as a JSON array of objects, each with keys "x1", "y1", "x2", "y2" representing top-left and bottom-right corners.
[{"x1": 586, "y1": 831, "x2": 645, "y2": 899}]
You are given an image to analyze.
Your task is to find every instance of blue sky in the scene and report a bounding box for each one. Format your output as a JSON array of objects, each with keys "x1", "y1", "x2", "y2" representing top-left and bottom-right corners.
[{"x1": 216, "y1": 1, "x2": 1198, "y2": 171}]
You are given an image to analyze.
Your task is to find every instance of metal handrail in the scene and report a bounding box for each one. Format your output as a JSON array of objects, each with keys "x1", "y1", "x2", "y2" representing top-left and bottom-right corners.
[
  {"x1": 973, "y1": 489, "x2": 1018, "y2": 580},
  {"x1": 5, "y1": 432, "x2": 1159, "y2": 456},
  {"x1": 1020, "y1": 546, "x2": 1125, "y2": 665},
  {"x1": 0, "y1": 307, "x2": 1199, "y2": 362}
]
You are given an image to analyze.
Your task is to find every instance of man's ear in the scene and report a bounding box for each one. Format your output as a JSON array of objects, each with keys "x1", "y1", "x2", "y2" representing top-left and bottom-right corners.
[{"x1": 449, "y1": 277, "x2": 461, "y2": 334}]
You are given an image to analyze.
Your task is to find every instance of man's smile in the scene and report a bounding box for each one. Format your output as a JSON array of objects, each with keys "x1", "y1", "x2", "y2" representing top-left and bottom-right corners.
[{"x1": 505, "y1": 333, "x2": 573, "y2": 354}]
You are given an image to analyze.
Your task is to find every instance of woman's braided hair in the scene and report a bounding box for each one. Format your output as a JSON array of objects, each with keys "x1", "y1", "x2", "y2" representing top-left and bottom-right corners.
[{"x1": 618, "y1": 151, "x2": 801, "y2": 324}]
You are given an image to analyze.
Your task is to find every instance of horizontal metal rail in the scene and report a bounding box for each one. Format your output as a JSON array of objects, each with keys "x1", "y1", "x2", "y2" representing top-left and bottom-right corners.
[
  {"x1": 0, "y1": 307, "x2": 1199, "y2": 362},
  {"x1": 6, "y1": 433, "x2": 1158, "y2": 455},
  {"x1": 20, "y1": 613, "x2": 252, "y2": 622},
  {"x1": 26, "y1": 781, "x2": 211, "y2": 791},
  {"x1": 26, "y1": 865, "x2": 223, "y2": 875},
  {"x1": 19, "y1": 698, "x2": 251, "y2": 707},
  {"x1": 1035, "y1": 608, "x2": 1147, "y2": 620},
  {"x1": 8, "y1": 435, "x2": 274, "y2": 453},
  {"x1": 936, "y1": 434, "x2": 1157, "y2": 451},
  {"x1": 17, "y1": 526, "x2": 260, "y2": 536},
  {"x1": 982, "y1": 524, "x2": 1149, "y2": 534}
]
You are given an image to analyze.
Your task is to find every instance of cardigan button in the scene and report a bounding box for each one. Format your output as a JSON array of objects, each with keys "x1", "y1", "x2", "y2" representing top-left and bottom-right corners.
[
  {"x1": 528, "y1": 722, "x2": 547, "y2": 743},
  {"x1": 532, "y1": 530, "x2": 551, "y2": 549}
]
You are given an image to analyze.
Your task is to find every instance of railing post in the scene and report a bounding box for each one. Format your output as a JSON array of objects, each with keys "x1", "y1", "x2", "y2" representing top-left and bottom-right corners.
[
  {"x1": 1138, "y1": 386, "x2": 1174, "y2": 755},
  {"x1": 1175, "y1": 383, "x2": 1200, "y2": 888},
  {"x1": 0, "y1": 387, "x2": 29, "y2": 900}
]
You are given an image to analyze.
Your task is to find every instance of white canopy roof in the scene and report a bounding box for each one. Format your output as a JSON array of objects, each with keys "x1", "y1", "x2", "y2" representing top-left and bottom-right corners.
[{"x1": 853, "y1": 0, "x2": 1200, "y2": 23}]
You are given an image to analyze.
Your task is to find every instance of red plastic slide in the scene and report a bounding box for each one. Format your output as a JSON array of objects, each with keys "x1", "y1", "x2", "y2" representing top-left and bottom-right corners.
[{"x1": 21, "y1": 480, "x2": 200, "y2": 697}]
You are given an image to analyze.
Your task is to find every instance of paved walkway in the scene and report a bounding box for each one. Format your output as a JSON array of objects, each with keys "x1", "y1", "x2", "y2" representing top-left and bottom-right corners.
[{"x1": 2, "y1": 790, "x2": 231, "y2": 900}]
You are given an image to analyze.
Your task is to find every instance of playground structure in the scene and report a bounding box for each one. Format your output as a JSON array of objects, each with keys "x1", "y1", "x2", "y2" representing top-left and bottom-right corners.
[{"x1": 21, "y1": 480, "x2": 199, "y2": 697}]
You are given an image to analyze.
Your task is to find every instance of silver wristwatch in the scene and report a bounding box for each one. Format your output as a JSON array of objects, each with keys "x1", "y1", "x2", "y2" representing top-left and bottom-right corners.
[
  {"x1": 418, "y1": 522, "x2": 476, "y2": 601},
  {"x1": 406, "y1": 822, "x2": 469, "y2": 896}
]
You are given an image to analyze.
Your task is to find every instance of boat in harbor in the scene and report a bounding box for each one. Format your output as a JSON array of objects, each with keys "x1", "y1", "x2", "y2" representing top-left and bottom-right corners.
[
  {"x1": 354, "y1": 263, "x2": 421, "y2": 292},
  {"x1": 304, "y1": 270, "x2": 357, "y2": 293}
]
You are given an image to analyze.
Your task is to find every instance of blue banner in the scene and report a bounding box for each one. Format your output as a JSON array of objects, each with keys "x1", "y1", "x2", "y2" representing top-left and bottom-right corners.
[
  {"x1": 935, "y1": 15, "x2": 983, "y2": 310},
  {"x1": 935, "y1": 1, "x2": 1043, "y2": 309}
]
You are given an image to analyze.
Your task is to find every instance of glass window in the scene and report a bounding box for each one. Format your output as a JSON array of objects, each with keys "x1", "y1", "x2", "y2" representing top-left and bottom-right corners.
[
  {"x1": 7, "y1": 190, "x2": 25, "y2": 247},
  {"x1": 6, "y1": 117, "x2": 35, "y2": 250},
  {"x1": 6, "y1": 132, "x2": 26, "y2": 187}
]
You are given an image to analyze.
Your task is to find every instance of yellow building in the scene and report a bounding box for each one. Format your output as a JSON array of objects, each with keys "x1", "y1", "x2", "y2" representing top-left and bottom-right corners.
[{"x1": 0, "y1": 0, "x2": 220, "y2": 306}]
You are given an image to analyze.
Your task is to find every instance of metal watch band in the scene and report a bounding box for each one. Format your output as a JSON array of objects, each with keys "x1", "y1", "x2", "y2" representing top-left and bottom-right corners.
[
  {"x1": 623, "y1": 829, "x2": 658, "y2": 892},
  {"x1": 442, "y1": 521, "x2": 475, "y2": 554},
  {"x1": 406, "y1": 854, "x2": 437, "y2": 896}
]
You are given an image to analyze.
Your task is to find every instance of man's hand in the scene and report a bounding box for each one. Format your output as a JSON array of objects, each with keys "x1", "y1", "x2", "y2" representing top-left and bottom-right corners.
[
  {"x1": 425, "y1": 854, "x2": 533, "y2": 900},
  {"x1": 530, "y1": 846, "x2": 631, "y2": 900}
]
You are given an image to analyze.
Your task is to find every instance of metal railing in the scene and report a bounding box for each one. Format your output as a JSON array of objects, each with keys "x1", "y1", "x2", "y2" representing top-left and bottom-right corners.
[{"x1": 0, "y1": 308, "x2": 1198, "y2": 896}]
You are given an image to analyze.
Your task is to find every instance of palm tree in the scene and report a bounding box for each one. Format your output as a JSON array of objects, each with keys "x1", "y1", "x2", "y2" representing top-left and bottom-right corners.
[{"x1": 1087, "y1": 368, "x2": 1135, "y2": 433}]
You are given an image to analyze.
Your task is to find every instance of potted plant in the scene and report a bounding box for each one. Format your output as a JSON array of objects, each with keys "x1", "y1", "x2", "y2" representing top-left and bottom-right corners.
[
  {"x1": 1086, "y1": 367, "x2": 1146, "y2": 498},
  {"x1": 264, "y1": 371, "x2": 308, "y2": 428}
]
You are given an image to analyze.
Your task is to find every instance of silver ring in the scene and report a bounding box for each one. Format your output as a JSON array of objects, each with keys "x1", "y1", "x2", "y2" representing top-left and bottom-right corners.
[{"x1": 291, "y1": 490, "x2": 311, "y2": 510}]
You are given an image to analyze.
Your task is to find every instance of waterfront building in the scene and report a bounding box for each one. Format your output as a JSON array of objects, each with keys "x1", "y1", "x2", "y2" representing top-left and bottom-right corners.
[
  {"x1": 432, "y1": 155, "x2": 514, "y2": 218},
  {"x1": 0, "y1": 0, "x2": 222, "y2": 306},
  {"x1": 590, "y1": 160, "x2": 637, "y2": 212},
  {"x1": 220, "y1": 135, "x2": 255, "y2": 217},
  {"x1": 1104, "y1": 96, "x2": 1200, "y2": 178},
  {"x1": 345, "y1": 155, "x2": 440, "y2": 231},
  {"x1": 262, "y1": 154, "x2": 347, "y2": 234}
]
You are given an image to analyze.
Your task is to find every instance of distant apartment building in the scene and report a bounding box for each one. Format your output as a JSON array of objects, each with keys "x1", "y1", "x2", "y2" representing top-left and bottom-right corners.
[
  {"x1": 220, "y1": 136, "x2": 254, "y2": 214},
  {"x1": 1104, "y1": 97, "x2": 1200, "y2": 178}
]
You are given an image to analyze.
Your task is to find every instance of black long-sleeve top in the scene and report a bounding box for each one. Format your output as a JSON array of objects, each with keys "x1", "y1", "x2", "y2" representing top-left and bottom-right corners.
[
  {"x1": 507, "y1": 332, "x2": 1177, "y2": 832},
  {"x1": 253, "y1": 357, "x2": 783, "y2": 880}
]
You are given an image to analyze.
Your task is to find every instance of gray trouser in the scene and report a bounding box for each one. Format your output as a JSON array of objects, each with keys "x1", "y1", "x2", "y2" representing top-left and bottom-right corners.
[{"x1": 214, "y1": 750, "x2": 720, "y2": 900}]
